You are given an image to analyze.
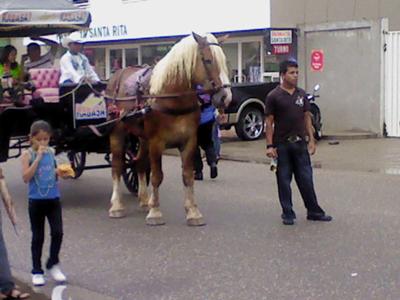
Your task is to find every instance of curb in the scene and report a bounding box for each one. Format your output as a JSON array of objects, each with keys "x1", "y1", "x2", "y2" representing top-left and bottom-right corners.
[{"x1": 321, "y1": 133, "x2": 378, "y2": 140}]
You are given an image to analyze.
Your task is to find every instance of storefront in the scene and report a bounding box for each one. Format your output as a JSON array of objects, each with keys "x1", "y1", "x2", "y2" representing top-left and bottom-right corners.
[
  {"x1": 81, "y1": 28, "x2": 297, "y2": 83},
  {"x1": 17, "y1": 0, "x2": 296, "y2": 83}
]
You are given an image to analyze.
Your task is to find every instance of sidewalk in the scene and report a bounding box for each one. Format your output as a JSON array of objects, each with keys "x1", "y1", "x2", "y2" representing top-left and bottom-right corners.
[
  {"x1": 217, "y1": 129, "x2": 400, "y2": 174},
  {"x1": 167, "y1": 128, "x2": 400, "y2": 174}
]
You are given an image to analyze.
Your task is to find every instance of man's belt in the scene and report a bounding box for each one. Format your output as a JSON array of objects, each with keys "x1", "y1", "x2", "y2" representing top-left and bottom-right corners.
[{"x1": 286, "y1": 135, "x2": 302, "y2": 143}]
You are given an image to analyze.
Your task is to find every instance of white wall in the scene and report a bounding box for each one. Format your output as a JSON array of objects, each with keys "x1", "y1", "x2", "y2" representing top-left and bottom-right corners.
[
  {"x1": 298, "y1": 20, "x2": 385, "y2": 135},
  {"x1": 70, "y1": 0, "x2": 270, "y2": 42}
]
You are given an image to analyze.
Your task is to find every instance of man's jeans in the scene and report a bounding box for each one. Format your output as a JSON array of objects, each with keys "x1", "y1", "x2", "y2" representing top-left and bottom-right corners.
[
  {"x1": 276, "y1": 141, "x2": 325, "y2": 218},
  {"x1": 0, "y1": 209, "x2": 15, "y2": 294}
]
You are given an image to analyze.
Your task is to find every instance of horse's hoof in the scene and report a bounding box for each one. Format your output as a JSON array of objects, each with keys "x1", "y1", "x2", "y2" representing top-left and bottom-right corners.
[
  {"x1": 109, "y1": 210, "x2": 126, "y2": 218},
  {"x1": 187, "y1": 218, "x2": 206, "y2": 227},
  {"x1": 146, "y1": 217, "x2": 166, "y2": 226}
]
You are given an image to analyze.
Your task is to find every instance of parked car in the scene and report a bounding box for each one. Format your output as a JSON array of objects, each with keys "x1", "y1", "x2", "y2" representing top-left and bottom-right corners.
[{"x1": 222, "y1": 81, "x2": 279, "y2": 140}]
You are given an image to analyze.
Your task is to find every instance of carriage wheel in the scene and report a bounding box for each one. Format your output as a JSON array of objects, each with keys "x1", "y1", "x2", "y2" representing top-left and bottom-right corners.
[
  {"x1": 68, "y1": 151, "x2": 86, "y2": 179},
  {"x1": 122, "y1": 150, "x2": 139, "y2": 195},
  {"x1": 122, "y1": 138, "x2": 150, "y2": 196}
]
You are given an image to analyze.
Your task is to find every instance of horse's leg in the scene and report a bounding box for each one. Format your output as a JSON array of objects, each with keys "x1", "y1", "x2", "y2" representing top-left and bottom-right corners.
[
  {"x1": 136, "y1": 138, "x2": 150, "y2": 210},
  {"x1": 181, "y1": 137, "x2": 206, "y2": 226},
  {"x1": 145, "y1": 141, "x2": 165, "y2": 226},
  {"x1": 109, "y1": 124, "x2": 126, "y2": 218}
]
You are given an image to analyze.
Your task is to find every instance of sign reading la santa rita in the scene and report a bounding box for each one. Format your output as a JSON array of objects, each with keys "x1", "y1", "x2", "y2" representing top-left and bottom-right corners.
[{"x1": 80, "y1": 24, "x2": 128, "y2": 39}]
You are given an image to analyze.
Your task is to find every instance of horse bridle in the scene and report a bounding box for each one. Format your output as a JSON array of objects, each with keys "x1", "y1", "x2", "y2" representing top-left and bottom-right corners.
[{"x1": 197, "y1": 42, "x2": 230, "y2": 95}]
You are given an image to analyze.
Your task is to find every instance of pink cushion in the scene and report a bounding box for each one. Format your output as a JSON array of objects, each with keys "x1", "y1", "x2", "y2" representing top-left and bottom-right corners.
[{"x1": 28, "y1": 68, "x2": 60, "y2": 102}]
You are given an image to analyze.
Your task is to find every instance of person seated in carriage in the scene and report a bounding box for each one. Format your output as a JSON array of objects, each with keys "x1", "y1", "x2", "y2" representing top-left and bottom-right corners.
[
  {"x1": 0, "y1": 45, "x2": 21, "y2": 79},
  {"x1": 23, "y1": 37, "x2": 58, "y2": 72},
  {"x1": 0, "y1": 45, "x2": 23, "y2": 102},
  {"x1": 59, "y1": 35, "x2": 100, "y2": 86}
]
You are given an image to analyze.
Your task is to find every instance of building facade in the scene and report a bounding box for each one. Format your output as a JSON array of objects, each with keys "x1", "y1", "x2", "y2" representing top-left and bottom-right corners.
[
  {"x1": 64, "y1": 0, "x2": 289, "y2": 83},
  {"x1": 270, "y1": 0, "x2": 400, "y2": 136},
  {"x1": 13, "y1": 0, "x2": 296, "y2": 84},
  {"x1": 270, "y1": 0, "x2": 400, "y2": 30}
]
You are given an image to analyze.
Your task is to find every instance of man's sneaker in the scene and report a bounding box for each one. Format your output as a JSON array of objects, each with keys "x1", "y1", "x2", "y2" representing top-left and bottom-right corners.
[
  {"x1": 282, "y1": 217, "x2": 295, "y2": 225},
  {"x1": 307, "y1": 214, "x2": 333, "y2": 222},
  {"x1": 32, "y1": 274, "x2": 46, "y2": 286},
  {"x1": 210, "y1": 165, "x2": 218, "y2": 179},
  {"x1": 281, "y1": 214, "x2": 296, "y2": 225},
  {"x1": 48, "y1": 264, "x2": 67, "y2": 282}
]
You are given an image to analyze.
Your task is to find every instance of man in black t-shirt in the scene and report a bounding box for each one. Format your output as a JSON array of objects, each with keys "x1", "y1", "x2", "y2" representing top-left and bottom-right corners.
[{"x1": 265, "y1": 60, "x2": 332, "y2": 225}]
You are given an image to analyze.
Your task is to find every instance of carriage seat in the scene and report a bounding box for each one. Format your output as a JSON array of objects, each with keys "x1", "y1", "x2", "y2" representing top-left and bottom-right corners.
[{"x1": 28, "y1": 68, "x2": 61, "y2": 103}]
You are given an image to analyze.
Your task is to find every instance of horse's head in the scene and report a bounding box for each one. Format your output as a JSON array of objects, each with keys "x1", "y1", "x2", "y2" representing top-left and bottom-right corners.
[{"x1": 192, "y1": 32, "x2": 232, "y2": 109}]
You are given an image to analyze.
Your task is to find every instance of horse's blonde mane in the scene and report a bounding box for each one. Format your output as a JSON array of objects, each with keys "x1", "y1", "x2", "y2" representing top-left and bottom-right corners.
[{"x1": 150, "y1": 33, "x2": 228, "y2": 94}]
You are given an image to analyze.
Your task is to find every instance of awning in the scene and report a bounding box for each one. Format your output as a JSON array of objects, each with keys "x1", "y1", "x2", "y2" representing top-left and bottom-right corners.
[{"x1": 0, "y1": 0, "x2": 91, "y2": 37}]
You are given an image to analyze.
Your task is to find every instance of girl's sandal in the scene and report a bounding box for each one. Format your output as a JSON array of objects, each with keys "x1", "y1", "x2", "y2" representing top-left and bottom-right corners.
[{"x1": 3, "y1": 289, "x2": 30, "y2": 300}]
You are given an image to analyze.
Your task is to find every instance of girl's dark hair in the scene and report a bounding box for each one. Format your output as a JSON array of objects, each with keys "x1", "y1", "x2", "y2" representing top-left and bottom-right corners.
[
  {"x1": 0, "y1": 45, "x2": 18, "y2": 69},
  {"x1": 30, "y1": 120, "x2": 52, "y2": 137},
  {"x1": 279, "y1": 59, "x2": 298, "y2": 75}
]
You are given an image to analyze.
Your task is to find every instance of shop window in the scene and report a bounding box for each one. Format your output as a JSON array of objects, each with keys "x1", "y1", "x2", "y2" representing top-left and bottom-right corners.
[
  {"x1": 221, "y1": 43, "x2": 238, "y2": 83},
  {"x1": 125, "y1": 48, "x2": 139, "y2": 67},
  {"x1": 110, "y1": 49, "x2": 123, "y2": 75},
  {"x1": 84, "y1": 48, "x2": 106, "y2": 80},
  {"x1": 242, "y1": 41, "x2": 261, "y2": 83},
  {"x1": 141, "y1": 44, "x2": 173, "y2": 66}
]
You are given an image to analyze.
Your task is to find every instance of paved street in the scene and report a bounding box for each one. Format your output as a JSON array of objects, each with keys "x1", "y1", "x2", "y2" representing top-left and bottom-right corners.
[{"x1": 1, "y1": 138, "x2": 400, "y2": 300}]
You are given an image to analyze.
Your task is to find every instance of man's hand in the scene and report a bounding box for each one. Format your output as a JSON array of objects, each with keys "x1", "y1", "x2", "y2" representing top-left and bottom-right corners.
[
  {"x1": 266, "y1": 147, "x2": 278, "y2": 158},
  {"x1": 308, "y1": 140, "x2": 316, "y2": 155}
]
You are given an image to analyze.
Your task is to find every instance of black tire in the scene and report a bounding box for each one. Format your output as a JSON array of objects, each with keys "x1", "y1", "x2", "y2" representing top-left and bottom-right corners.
[
  {"x1": 68, "y1": 151, "x2": 86, "y2": 179},
  {"x1": 235, "y1": 106, "x2": 264, "y2": 140},
  {"x1": 122, "y1": 150, "x2": 139, "y2": 195},
  {"x1": 310, "y1": 104, "x2": 322, "y2": 140},
  {"x1": 122, "y1": 137, "x2": 150, "y2": 195}
]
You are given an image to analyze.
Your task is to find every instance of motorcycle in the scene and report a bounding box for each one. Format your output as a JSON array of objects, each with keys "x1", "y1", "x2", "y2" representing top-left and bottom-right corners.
[{"x1": 307, "y1": 84, "x2": 322, "y2": 140}]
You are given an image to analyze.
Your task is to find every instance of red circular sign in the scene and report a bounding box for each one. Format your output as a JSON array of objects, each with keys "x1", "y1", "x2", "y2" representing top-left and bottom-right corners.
[{"x1": 311, "y1": 50, "x2": 324, "y2": 71}]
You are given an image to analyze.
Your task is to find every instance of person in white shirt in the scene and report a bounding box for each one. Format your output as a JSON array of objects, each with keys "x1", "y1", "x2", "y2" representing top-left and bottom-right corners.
[
  {"x1": 23, "y1": 37, "x2": 58, "y2": 72},
  {"x1": 59, "y1": 36, "x2": 100, "y2": 85}
]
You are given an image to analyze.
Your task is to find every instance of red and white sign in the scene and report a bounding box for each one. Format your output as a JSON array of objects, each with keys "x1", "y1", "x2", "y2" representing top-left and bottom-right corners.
[
  {"x1": 272, "y1": 44, "x2": 290, "y2": 55},
  {"x1": 270, "y1": 30, "x2": 292, "y2": 45},
  {"x1": 311, "y1": 50, "x2": 324, "y2": 72}
]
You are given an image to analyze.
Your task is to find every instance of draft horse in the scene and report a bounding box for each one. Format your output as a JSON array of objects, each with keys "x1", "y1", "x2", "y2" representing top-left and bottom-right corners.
[{"x1": 106, "y1": 32, "x2": 232, "y2": 226}]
